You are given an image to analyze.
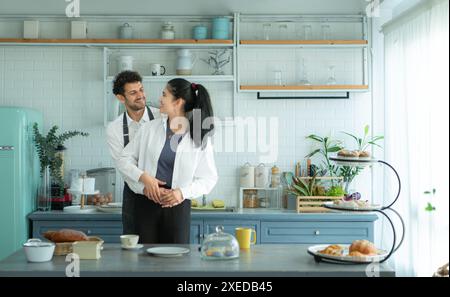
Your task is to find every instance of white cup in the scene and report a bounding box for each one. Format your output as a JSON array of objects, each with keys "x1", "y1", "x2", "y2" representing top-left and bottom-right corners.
[
  {"x1": 150, "y1": 63, "x2": 166, "y2": 76},
  {"x1": 120, "y1": 235, "x2": 139, "y2": 247}
]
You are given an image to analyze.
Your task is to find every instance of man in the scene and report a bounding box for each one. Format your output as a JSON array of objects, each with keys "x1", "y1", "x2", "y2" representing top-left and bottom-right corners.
[{"x1": 106, "y1": 70, "x2": 159, "y2": 235}]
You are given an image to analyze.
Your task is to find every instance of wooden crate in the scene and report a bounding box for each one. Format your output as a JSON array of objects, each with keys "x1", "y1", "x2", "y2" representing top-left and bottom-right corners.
[{"x1": 295, "y1": 196, "x2": 343, "y2": 213}]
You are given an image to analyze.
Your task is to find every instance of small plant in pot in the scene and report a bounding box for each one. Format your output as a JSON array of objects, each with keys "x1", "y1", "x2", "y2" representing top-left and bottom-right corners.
[{"x1": 33, "y1": 123, "x2": 89, "y2": 206}]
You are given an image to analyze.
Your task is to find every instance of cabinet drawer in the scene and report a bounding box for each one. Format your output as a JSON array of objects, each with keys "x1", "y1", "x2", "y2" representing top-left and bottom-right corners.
[
  {"x1": 32, "y1": 221, "x2": 123, "y2": 243},
  {"x1": 261, "y1": 221, "x2": 373, "y2": 244}
]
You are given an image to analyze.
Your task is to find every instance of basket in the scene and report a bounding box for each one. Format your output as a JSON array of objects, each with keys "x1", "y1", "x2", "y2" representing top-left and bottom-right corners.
[
  {"x1": 295, "y1": 195, "x2": 343, "y2": 213},
  {"x1": 53, "y1": 236, "x2": 104, "y2": 256},
  {"x1": 289, "y1": 176, "x2": 344, "y2": 213}
]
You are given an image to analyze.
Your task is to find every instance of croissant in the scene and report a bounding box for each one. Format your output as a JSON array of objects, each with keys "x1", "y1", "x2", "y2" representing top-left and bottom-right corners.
[
  {"x1": 319, "y1": 244, "x2": 343, "y2": 256},
  {"x1": 349, "y1": 240, "x2": 377, "y2": 256}
]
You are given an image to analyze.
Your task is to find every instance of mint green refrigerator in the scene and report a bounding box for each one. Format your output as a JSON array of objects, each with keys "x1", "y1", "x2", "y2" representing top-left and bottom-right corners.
[{"x1": 0, "y1": 107, "x2": 43, "y2": 260}]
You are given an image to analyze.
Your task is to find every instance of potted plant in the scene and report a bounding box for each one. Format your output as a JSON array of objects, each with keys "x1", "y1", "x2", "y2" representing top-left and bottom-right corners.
[
  {"x1": 33, "y1": 123, "x2": 89, "y2": 208},
  {"x1": 287, "y1": 173, "x2": 345, "y2": 212},
  {"x1": 305, "y1": 125, "x2": 384, "y2": 194}
]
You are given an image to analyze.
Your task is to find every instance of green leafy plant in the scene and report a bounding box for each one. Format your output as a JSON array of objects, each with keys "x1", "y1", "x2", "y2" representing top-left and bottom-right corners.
[
  {"x1": 424, "y1": 188, "x2": 437, "y2": 212},
  {"x1": 341, "y1": 124, "x2": 384, "y2": 152},
  {"x1": 326, "y1": 185, "x2": 346, "y2": 197},
  {"x1": 33, "y1": 123, "x2": 89, "y2": 195},
  {"x1": 288, "y1": 174, "x2": 320, "y2": 197},
  {"x1": 305, "y1": 134, "x2": 343, "y2": 177}
]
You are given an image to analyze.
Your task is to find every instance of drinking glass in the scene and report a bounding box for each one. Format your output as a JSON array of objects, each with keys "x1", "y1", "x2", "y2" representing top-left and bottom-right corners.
[
  {"x1": 262, "y1": 23, "x2": 271, "y2": 40},
  {"x1": 278, "y1": 23, "x2": 288, "y2": 40},
  {"x1": 274, "y1": 70, "x2": 283, "y2": 85},
  {"x1": 302, "y1": 25, "x2": 312, "y2": 40},
  {"x1": 321, "y1": 24, "x2": 331, "y2": 40},
  {"x1": 326, "y1": 65, "x2": 337, "y2": 85},
  {"x1": 298, "y1": 58, "x2": 311, "y2": 85}
]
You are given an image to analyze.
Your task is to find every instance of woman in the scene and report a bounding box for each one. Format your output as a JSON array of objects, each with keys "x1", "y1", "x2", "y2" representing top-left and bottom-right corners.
[{"x1": 117, "y1": 78, "x2": 218, "y2": 244}]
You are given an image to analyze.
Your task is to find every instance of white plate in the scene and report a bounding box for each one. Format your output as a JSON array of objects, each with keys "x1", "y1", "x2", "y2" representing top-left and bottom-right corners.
[
  {"x1": 324, "y1": 202, "x2": 382, "y2": 211},
  {"x1": 63, "y1": 205, "x2": 97, "y2": 214},
  {"x1": 67, "y1": 189, "x2": 100, "y2": 195},
  {"x1": 122, "y1": 244, "x2": 143, "y2": 250},
  {"x1": 97, "y1": 206, "x2": 122, "y2": 213},
  {"x1": 308, "y1": 244, "x2": 388, "y2": 263},
  {"x1": 146, "y1": 247, "x2": 190, "y2": 257},
  {"x1": 105, "y1": 202, "x2": 122, "y2": 208}
]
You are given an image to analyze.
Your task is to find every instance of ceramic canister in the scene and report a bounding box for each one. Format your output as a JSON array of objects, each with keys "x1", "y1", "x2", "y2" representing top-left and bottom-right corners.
[
  {"x1": 255, "y1": 163, "x2": 270, "y2": 188},
  {"x1": 119, "y1": 23, "x2": 133, "y2": 39},
  {"x1": 240, "y1": 163, "x2": 255, "y2": 188},
  {"x1": 212, "y1": 17, "x2": 230, "y2": 39},
  {"x1": 193, "y1": 25, "x2": 208, "y2": 39},
  {"x1": 117, "y1": 56, "x2": 134, "y2": 72}
]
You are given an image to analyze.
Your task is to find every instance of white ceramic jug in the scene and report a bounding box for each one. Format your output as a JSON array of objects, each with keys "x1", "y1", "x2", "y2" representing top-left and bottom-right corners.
[{"x1": 176, "y1": 49, "x2": 197, "y2": 75}]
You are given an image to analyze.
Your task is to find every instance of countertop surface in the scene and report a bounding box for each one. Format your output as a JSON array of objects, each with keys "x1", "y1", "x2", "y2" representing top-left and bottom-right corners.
[
  {"x1": 28, "y1": 209, "x2": 379, "y2": 221},
  {"x1": 0, "y1": 244, "x2": 394, "y2": 277}
]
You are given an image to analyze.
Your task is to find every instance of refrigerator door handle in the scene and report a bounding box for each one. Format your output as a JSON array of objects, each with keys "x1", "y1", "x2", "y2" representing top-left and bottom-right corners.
[{"x1": 0, "y1": 146, "x2": 15, "y2": 151}]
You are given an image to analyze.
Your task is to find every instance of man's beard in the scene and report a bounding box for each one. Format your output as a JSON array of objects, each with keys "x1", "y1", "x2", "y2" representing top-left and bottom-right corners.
[{"x1": 125, "y1": 97, "x2": 146, "y2": 111}]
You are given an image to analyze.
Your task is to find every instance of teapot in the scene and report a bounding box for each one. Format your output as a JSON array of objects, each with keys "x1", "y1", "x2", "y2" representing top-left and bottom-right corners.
[{"x1": 176, "y1": 49, "x2": 197, "y2": 75}]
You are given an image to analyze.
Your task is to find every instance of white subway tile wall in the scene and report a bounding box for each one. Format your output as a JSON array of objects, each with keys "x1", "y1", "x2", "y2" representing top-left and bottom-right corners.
[{"x1": 0, "y1": 46, "x2": 372, "y2": 206}]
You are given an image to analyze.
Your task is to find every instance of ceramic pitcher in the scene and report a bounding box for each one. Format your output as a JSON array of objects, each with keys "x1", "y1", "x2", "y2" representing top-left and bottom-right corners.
[{"x1": 176, "y1": 49, "x2": 197, "y2": 75}]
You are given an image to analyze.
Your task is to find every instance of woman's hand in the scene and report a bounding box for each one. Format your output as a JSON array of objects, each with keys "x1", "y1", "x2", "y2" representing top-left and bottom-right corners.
[
  {"x1": 161, "y1": 189, "x2": 184, "y2": 208},
  {"x1": 139, "y1": 172, "x2": 166, "y2": 203}
]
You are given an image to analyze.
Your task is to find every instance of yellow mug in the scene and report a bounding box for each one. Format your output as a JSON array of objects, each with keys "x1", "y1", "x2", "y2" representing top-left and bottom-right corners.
[{"x1": 235, "y1": 227, "x2": 256, "y2": 249}]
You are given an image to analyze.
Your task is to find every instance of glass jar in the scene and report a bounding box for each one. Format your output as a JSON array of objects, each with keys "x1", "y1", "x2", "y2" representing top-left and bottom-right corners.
[
  {"x1": 201, "y1": 226, "x2": 239, "y2": 260},
  {"x1": 37, "y1": 166, "x2": 51, "y2": 211},
  {"x1": 243, "y1": 189, "x2": 259, "y2": 208},
  {"x1": 271, "y1": 165, "x2": 280, "y2": 188},
  {"x1": 161, "y1": 22, "x2": 175, "y2": 39}
]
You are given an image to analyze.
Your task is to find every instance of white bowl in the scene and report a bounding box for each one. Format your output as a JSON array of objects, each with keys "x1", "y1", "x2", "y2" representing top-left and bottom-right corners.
[{"x1": 23, "y1": 239, "x2": 55, "y2": 262}]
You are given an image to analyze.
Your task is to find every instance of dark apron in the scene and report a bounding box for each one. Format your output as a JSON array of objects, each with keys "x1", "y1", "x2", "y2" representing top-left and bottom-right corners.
[{"x1": 121, "y1": 106, "x2": 154, "y2": 235}]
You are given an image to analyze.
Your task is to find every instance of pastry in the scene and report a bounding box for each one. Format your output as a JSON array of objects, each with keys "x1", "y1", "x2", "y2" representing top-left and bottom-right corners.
[
  {"x1": 319, "y1": 244, "x2": 343, "y2": 256},
  {"x1": 358, "y1": 151, "x2": 371, "y2": 158},
  {"x1": 337, "y1": 149, "x2": 360, "y2": 157},
  {"x1": 349, "y1": 240, "x2": 377, "y2": 256},
  {"x1": 43, "y1": 229, "x2": 89, "y2": 243}
]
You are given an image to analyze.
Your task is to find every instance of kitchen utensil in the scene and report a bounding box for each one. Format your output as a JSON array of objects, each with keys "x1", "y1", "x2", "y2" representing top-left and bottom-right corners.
[
  {"x1": 149, "y1": 63, "x2": 166, "y2": 76},
  {"x1": 23, "y1": 239, "x2": 55, "y2": 262},
  {"x1": 235, "y1": 227, "x2": 256, "y2": 249},
  {"x1": 201, "y1": 226, "x2": 239, "y2": 260},
  {"x1": 176, "y1": 49, "x2": 197, "y2": 75},
  {"x1": 119, "y1": 23, "x2": 134, "y2": 39}
]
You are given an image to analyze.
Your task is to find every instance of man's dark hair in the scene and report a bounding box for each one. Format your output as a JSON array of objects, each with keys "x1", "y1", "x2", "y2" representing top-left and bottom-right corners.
[{"x1": 112, "y1": 71, "x2": 142, "y2": 95}]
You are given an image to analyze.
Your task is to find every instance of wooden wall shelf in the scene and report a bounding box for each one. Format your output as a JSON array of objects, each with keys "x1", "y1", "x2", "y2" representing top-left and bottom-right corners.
[
  {"x1": 0, "y1": 38, "x2": 233, "y2": 45},
  {"x1": 240, "y1": 85, "x2": 369, "y2": 91},
  {"x1": 240, "y1": 40, "x2": 367, "y2": 45}
]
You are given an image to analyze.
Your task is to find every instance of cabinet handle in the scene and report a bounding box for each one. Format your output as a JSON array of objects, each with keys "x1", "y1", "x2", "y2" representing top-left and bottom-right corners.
[{"x1": 314, "y1": 230, "x2": 320, "y2": 235}]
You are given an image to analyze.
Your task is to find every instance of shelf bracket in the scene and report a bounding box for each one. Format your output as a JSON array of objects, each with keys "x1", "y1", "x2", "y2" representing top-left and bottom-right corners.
[{"x1": 256, "y1": 91, "x2": 350, "y2": 100}]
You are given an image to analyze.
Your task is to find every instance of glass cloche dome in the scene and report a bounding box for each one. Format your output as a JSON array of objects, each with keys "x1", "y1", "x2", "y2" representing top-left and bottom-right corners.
[{"x1": 200, "y1": 226, "x2": 239, "y2": 260}]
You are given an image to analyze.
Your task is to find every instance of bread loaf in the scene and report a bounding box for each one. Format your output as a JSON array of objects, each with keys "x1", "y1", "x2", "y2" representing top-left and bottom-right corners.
[
  {"x1": 349, "y1": 240, "x2": 377, "y2": 255},
  {"x1": 43, "y1": 229, "x2": 89, "y2": 243}
]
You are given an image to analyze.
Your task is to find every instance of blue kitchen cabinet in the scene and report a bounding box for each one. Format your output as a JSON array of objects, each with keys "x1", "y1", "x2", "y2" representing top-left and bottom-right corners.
[
  {"x1": 190, "y1": 220, "x2": 203, "y2": 244},
  {"x1": 260, "y1": 221, "x2": 374, "y2": 244}
]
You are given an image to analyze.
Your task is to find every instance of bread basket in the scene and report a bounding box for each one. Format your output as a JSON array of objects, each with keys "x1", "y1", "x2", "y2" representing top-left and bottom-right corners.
[{"x1": 54, "y1": 236, "x2": 104, "y2": 256}]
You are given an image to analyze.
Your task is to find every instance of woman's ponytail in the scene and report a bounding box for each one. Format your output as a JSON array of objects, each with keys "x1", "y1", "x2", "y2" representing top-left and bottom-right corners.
[{"x1": 167, "y1": 78, "x2": 215, "y2": 148}]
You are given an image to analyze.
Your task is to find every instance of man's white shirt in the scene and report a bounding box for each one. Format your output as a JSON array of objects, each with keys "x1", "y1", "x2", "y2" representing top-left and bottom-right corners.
[{"x1": 106, "y1": 106, "x2": 160, "y2": 199}]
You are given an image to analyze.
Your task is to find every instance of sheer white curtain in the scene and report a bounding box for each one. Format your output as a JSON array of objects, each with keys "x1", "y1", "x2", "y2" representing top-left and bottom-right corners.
[{"x1": 383, "y1": 0, "x2": 449, "y2": 276}]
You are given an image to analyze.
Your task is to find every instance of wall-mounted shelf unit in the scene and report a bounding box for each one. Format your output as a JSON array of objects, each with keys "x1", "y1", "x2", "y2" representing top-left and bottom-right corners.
[{"x1": 236, "y1": 14, "x2": 371, "y2": 97}]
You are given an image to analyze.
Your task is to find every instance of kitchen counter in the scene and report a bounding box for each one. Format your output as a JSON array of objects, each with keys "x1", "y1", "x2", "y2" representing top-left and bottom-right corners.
[
  {"x1": 29, "y1": 209, "x2": 378, "y2": 221},
  {"x1": 0, "y1": 244, "x2": 395, "y2": 277}
]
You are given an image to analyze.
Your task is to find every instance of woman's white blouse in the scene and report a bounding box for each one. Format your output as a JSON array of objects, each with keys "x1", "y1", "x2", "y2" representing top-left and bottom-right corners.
[{"x1": 116, "y1": 117, "x2": 218, "y2": 200}]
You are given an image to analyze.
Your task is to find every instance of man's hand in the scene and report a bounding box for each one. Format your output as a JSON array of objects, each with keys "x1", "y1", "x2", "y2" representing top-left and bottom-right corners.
[
  {"x1": 160, "y1": 189, "x2": 184, "y2": 208},
  {"x1": 139, "y1": 172, "x2": 166, "y2": 203}
]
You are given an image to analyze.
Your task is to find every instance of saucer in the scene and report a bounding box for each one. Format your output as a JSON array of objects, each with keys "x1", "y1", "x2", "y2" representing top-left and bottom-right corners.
[{"x1": 121, "y1": 244, "x2": 143, "y2": 250}]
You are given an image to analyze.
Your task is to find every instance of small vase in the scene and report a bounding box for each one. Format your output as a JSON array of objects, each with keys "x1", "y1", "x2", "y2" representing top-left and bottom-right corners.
[{"x1": 37, "y1": 166, "x2": 51, "y2": 211}]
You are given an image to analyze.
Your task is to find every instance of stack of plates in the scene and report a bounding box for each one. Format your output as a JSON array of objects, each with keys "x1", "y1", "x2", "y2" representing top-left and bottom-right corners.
[{"x1": 97, "y1": 202, "x2": 122, "y2": 213}]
